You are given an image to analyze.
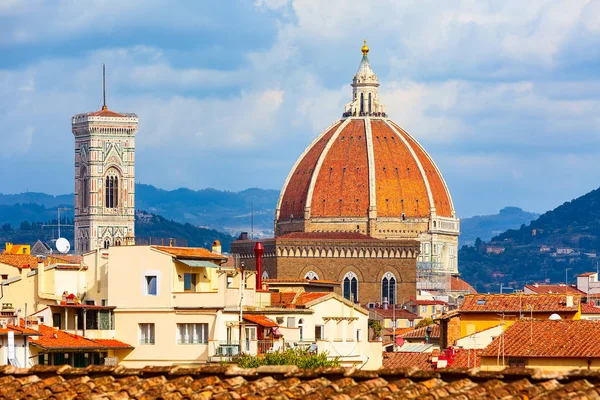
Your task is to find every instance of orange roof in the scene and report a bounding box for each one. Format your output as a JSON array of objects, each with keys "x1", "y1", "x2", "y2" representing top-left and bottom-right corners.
[
  {"x1": 460, "y1": 293, "x2": 580, "y2": 313},
  {"x1": 276, "y1": 117, "x2": 454, "y2": 226},
  {"x1": 382, "y1": 352, "x2": 432, "y2": 370},
  {"x1": 524, "y1": 284, "x2": 583, "y2": 295},
  {"x1": 30, "y1": 325, "x2": 133, "y2": 350},
  {"x1": 400, "y1": 325, "x2": 440, "y2": 339},
  {"x1": 89, "y1": 108, "x2": 125, "y2": 118},
  {"x1": 0, "y1": 325, "x2": 38, "y2": 336},
  {"x1": 243, "y1": 315, "x2": 278, "y2": 328},
  {"x1": 449, "y1": 348, "x2": 482, "y2": 369},
  {"x1": 581, "y1": 303, "x2": 600, "y2": 314},
  {"x1": 295, "y1": 292, "x2": 331, "y2": 305},
  {"x1": 370, "y1": 307, "x2": 420, "y2": 320},
  {"x1": 152, "y1": 246, "x2": 227, "y2": 261},
  {"x1": 389, "y1": 328, "x2": 413, "y2": 336},
  {"x1": 0, "y1": 253, "x2": 39, "y2": 269},
  {"x1": 481, "y1": 319, "x2": 600, "y2": 358},
  {"x1": 270, "y1": 292, "x2": 297, "y2": 307},
  {"x1": 451, "y1": 276, "x2": 477, "y2": 294}
]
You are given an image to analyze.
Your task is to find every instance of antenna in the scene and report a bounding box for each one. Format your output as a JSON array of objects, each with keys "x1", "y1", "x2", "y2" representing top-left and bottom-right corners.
[
  {"x1": 251, "y1": 202, "x2": 254, "y2": 240},
  {"x1": 102, "y1": 64, "x2": 107, "y2": 110}
]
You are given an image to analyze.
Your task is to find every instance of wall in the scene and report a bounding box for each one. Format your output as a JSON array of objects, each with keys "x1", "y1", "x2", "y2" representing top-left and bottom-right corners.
[
  {"x1": 456, "y1": 325, "x2": 503, "y2": 350},
  {"x1": 460, "y1": 311, "x2": 578, "y2": 338},
  {"x1": 0, "y1": 334, "x2": 32, "y2": 368}
]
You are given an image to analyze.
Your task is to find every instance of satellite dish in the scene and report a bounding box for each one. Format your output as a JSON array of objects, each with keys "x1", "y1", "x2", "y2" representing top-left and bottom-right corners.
[
  {"x1": 56, "y1": 238, "x2": 70, "y2": 254},
  {"x1": 549, "y1": 313, "x2": 562, "y2": 320},
  {"x1": 395, "y1": 336, "x2": 405, "y2": 347}
]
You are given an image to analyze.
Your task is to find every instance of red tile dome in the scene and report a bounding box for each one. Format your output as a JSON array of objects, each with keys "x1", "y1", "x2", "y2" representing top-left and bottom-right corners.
[{"x1": 275, "y1": 43, "x2": 459, "y2": 249}]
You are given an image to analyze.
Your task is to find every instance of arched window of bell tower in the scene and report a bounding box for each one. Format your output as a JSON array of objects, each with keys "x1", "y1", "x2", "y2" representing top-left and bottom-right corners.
[{"x1": 105, "y1": 168, "x2": 120, "y2": 209}]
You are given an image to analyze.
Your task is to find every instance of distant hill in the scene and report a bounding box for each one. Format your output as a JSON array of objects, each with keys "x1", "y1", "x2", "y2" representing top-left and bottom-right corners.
[
  {"x1": 459, "y1": 207, "x2": 539, "y2": 246},
  {"x1": 0, "y1": 184, "x2": 279, "y2": 237},
  {"x1": 0, "y1": 211, "x2": 233, "y2": 252},
  {"x1": 459, "y1": 187, "x2": 600, "y2": 293}
]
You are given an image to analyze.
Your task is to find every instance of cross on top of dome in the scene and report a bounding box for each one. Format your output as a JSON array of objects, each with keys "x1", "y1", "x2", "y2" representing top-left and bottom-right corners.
[{"x1": 343, "y1": 40, "x2": 387, "y2": 118}]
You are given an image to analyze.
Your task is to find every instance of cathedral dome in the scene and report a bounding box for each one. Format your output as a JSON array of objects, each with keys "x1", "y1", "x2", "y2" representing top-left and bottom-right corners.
[{"x1": 275, "y1": 42, "x2": 458, "y2": 248}]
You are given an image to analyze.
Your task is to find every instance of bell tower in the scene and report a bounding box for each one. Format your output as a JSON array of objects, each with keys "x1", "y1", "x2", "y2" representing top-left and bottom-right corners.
[{"x1": 72, "y1": 65, "x2": 138, "y2": 254}]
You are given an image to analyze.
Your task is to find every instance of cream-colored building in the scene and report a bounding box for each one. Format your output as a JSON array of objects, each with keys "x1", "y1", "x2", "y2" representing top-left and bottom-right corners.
[{"x1": 81, "y1": 244, "x2": 382, "y2": 369}]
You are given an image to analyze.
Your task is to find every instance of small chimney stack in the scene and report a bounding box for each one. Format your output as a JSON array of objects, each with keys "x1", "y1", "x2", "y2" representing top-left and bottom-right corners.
[
  {"x1": 254, "y1": 242, "x2": 264, "y2": 290},
  {"x1": 382, "y1": 297, "x2": 389, "y2": 310},
  {"x1": 566, "y1": 295, "x2": 574, "y2": 308},
  {"x1": 211, "y1": 240, "x2": 222, "y2": 255}
]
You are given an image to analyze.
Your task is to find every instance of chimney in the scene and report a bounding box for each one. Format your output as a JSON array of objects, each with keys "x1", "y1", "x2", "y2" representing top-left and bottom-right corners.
[
  {"x1": 254, "y1": 242, "x2": 264, "y2": 290},
  {"x1": 566, "y1": 295, "x2": 574, "y2": 308},
  {"x1": 212, "y1": 240, "x2": 222, "y2": 255},
  {"x1": 382, "y1": 297, "x2": 389, "y2": 310}
]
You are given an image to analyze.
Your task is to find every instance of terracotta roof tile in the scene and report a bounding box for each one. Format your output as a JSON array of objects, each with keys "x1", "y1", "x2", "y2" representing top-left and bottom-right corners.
[
  {"x1": 0, "y1": 325, "x2": 39, "y2": 336},
  {"x1": 294, "y1": 292, "x2": 330, "y2": 305},
  {"x1": 279, "y1": 121, "x2": 342, "y2": 219},
  {"x1": 451, "y1": 276, "x2": 478, "y2": 294},
  {"x1": 407, "y1": 299, "x2": 447, "y2": 306},
  {"x1": 30, "y1": 325, "x2": 132, "y2": 350},
  {"x1": 400, "y1": 324, "x2": 440, "y2": 339},
  {"x1": 0, "y1": 254, "x2": 39, "y2": 269},
  {"x1": 152, "y1": 245, "x2": 227, "y2": 261},
  {"x1": 449, "y1": 348, "x2": 482, "y2": 369},
  {"x1": 44, "y1": 254, "x2": 84, "y2": 266},
  {"x1": 311, "y1": 119, "x2": 370, "y2": 218},
  {"x1": 460, "y1": 293, "x2": 580, "y2": 313},
  {"x1": 382, "y1": 352, "x2": 433, "y2": 369},
  {"x1": 264, "y1": 277, "x2": 340, "y2": 284},
  {"x1": 243, "y1": 315, "x2": 278, "y2": 328},
  {"x1": 88, "y1": 108, "x2": 125, "y2": 117},
  {"x1": 2, "y1": 365, "x2": 600, "y2": 398},
  {"x1": 581, "y1": 303, "x2": 600, "y2": 314},
  {"x1": 524, "y1": 284, "x2": 583, "y2": 295},
  {"x1": 481, "y1": 319, "x2": 600, "y2": 358},
  {"x1": 270, "y1": 291, "x2": 297, "y2": 307}
]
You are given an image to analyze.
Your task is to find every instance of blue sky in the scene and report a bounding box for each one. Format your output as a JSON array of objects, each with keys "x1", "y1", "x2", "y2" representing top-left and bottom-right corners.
[{"x1": 1, "y1": 0, "x2": 600, "y2": 217}]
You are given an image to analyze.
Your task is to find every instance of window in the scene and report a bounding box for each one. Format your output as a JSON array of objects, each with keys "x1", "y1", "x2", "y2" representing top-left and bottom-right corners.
[
  {"x1": 52, "y1": 313, "x2": 61, "y2": 328},
  {"x1": 304, "y1": 271, "x2": 319, "y2": 280},
  {"x1": 114, "y1": 238, "x2": 121, "y2": 246},
  {"x1": 1, "y1": 274, "x2": 7, "y2": 280},
  {"x1": 261, "y1": 271, "x2": 269, "y2": 280},
  {"x1": 226, "y1": 275, "x2": 234, "y2": 288},
  {"x1": 105, "y1": 168, "x2": 120, "y2": 209},
  {"x1": 85, "y1": 300, "x2": 95, "y2": 305},
  {"x1": 145, "y1": 275, "x2": 157, "y2": 296},
  {"x1": 476, "y1": 299, "x2": 487, "y2": 305},
  {"x1": 184, "y1": 273, "x2": 197, "y2": 292},
  {"x1": 421, "y1": 305, "x2": 427, "y2": 313},
  {"x1": 315, "y1": 325, "x2": 324, "y2": 340},
  {"x1": 139, "y1": 323, "x2": 155, "y2": 344},
  {"x1": 177, "y1": 323, "x2": 208, "y2": 344},
  {"x1": 356, "y1": 329, "x2": 362, "y2": 342},
  {"x1": 287, "y1": 317, "x2": 296, "y2": 328},
  {"x1": 298, "y1": 318, "x2": 304, "y2": 340},
  {"x1": 508, "y1": 358, "x2": 527, "y2": 368},
  {"x1": 381, "y1": 272, "x2": 397, "y2": 305},
  {"x1": 80, "y1": 166, "x2": 89, "y2": 209},
  {"x1": 342, "y1": 272, "x2": 358, "y2": 303},
  {"x1": 101, "y1": 299, "x2": 108, "y2": 306}
]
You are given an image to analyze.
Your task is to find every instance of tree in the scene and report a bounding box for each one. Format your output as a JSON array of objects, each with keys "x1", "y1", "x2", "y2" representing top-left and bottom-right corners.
[
  {"x1": 236, "y1": 348, "x2": 340, "y2": 369},
  {"x1": 368, "y1": 319, "x2": 382, "y2": 340}
]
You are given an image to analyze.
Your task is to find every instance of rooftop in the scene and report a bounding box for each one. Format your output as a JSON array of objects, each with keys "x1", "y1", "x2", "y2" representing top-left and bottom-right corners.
[
  {"x1": 481, "y1": 319, "x2": 600, "y2": 358},
  {"x1": 460, "y1": 293, "x2": 580, "y2": 313},
  {"x1": 369, "y1": 307, "x2": 420, "y2": 320},
  {"x1": 524, "y1": 284, "x2": 583, "y2": 295},
  {"x1": 0, "y1": 253, "x2": 39, "y2": 269},
  {"x1": 400, "y1": 324, "x2": 440, "y2": 340},
  {"x1": 3, "y1": 365, "x2": 600, "y2": 399},
  {"x1": 152, "y1": 245, "x2": 227, "y2": 261},
  {"x1": 276, "y1": 232, "x2": 378, "y2": 241},
  {"x1": 30, "y1": 325, "x2": 132, "y2": 351},
  {"x1": 450, "y1": 276, "x2": 478, "y2": 294}
]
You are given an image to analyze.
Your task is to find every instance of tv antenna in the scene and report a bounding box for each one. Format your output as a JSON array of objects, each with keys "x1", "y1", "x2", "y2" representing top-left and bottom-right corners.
[{"x1": 43, "y1": 207, "x2": 74, "y2": 242}]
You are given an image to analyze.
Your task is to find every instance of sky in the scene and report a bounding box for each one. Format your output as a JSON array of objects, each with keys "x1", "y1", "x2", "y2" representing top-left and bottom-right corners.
[{"x1": 1, "y1": 0, "x2": 600, "y2": 218}]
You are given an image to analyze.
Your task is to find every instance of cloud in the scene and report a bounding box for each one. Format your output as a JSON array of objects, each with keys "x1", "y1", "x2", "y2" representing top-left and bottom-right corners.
[{"x1": 2, "y1": 0, "x2": 600, "y2": 218}]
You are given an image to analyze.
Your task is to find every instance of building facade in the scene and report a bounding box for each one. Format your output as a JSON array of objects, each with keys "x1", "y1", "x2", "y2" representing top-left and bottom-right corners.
[{"x1": 72, "y1": 99, "x2": 138, "y2": 254}]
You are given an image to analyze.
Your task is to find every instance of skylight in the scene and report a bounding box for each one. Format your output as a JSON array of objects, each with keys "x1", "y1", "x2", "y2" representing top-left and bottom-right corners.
[{"x1": 476, "y1": 299, "x2": 487, "y2": 305}]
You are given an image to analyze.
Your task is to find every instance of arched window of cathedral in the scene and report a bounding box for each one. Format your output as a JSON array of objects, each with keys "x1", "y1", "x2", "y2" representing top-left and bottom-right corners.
[
  {"x1": 105, "y1": 168, "x2": 120, "y2": 209},
  {"x1": 114, "y1": 238, "x2": 122, "y2": 246},
  {"x1": 342, "y1": 272, "x2": 358, "y2": 303},
  {"x1": 304, "y1": 271, "x2": 319, "y2": 280},
  {"x1": 368, "y1": 93, "x2": 372, "y2": 114},
  {"x1": 103, "y1": 239, "x2": 110, "y2": 249},
  {"x1": 261, "y1": 271, "x2": 269, "y2": 280},
  {"x1": 381, "y1": 272, "x2": 396, "y2": 305},
  {"x1": 80, "y1": 167, "x2": 89, "y2": 209},
  {"x1": 360, "y1": 93, "x2": 364, "y2": 115},
  {"x1": 298, "y1": 318, "x2": 304, "y2": 340}
]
